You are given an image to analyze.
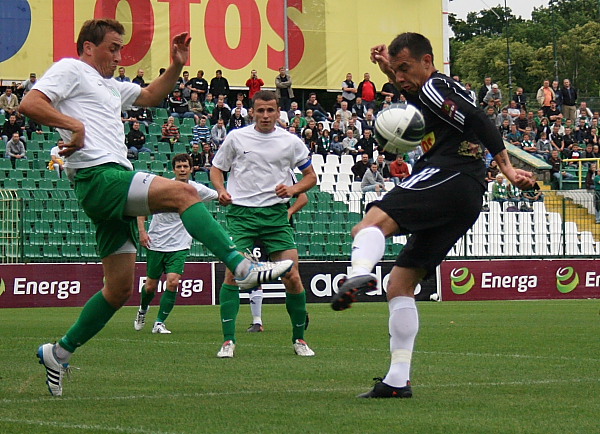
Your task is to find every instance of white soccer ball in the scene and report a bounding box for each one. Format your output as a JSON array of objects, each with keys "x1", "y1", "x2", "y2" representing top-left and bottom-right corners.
[
  {"x1": 374, "y1": 104, "x2": 425, "y2": 155},
  {"x1": 430, "y1": 292, "x2": 440, "y2": 301}
]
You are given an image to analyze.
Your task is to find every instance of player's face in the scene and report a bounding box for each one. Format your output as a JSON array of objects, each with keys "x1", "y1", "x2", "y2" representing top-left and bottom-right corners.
[
  {"x1": 389, "y1": 48, "x2": 432, "y2": 95},
  {"x1": 253, "y1": 98, "x2": 279, "y2": 133},
  {"x1": 174, "y1": 161, "x2": 192, "y2": 181},
  {"x1": 86, "y1": 31, "x2": 123, "y2": 78}
]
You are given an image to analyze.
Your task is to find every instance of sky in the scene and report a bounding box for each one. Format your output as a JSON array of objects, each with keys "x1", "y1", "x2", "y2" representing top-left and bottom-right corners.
[{"x1": 447, "y1": 0, "x2": 549, "y2": 20}]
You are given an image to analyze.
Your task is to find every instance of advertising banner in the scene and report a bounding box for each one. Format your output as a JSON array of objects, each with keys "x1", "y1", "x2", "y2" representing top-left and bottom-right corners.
[
  {"x1": 440, "y1": 259, "x2": 600, "y2": 301},
  {"x1": 0, "y1": 0, "x2": 444, "y2": 90},
  {"x1": 215, "y1": 261, "x2": 438, "y2": 304},
  {"x1": 0, "y1": 262, "x2": 213, "y2": 308}
]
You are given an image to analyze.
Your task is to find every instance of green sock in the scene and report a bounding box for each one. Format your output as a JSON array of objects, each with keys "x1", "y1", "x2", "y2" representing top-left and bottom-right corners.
[
  {"x1": 59, "y1": 291, "x2": 118, "y2": 353},
  {"x1": 220, "y1": 284, "x2": 240, "y2": 343},
  {"x1": 286, "y1": 291, "x2": 307, "y2": 342},
  {"x1": 140, "y1": 285, "x2": 155, "y2": 311},
  {"x1": 156, "y1": 289, "x2": 177, "y2": 323},
  {"x1": 180, "y1": 203, "x2": 244, "y2": 272}
]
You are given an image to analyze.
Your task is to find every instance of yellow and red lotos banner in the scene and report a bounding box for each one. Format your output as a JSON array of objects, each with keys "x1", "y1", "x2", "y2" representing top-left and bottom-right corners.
[{"x1": 0, "y1": 0, "x2": 444, "y2": 90}]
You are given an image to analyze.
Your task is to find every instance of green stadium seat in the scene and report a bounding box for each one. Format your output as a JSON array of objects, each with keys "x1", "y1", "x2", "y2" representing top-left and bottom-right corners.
[
  {"x1": 43, "y1": 245, "x2": 62, "y2": 259},
  {"x1": 156, "y1": 108, "x2": 169, "y2": 119},
  {"x1": 150, "y1": 160, "x2": 165, "y2": 173},
  {"x1": 133, "y1": 160, "x2": 149, "y2": 171},
  {"x1": 138, "y1": 151, "x2": 151, "y2": 161},
  {"x1": 33, "y1": 221, "x2": 51, "y2": 233},
  {"x1": 28, "y1": 169, "x2": 46, "y2": 180},
  {"x1": 194, "y1": 171, "x2": 209, "y2": 183},
  {"x1": 8, "y1": 169, "x2": 24, "y2": 180},
  {"x1": 71, "y1": 221, "x2": 88, "y2": 234},
  {"x1": 62, "y1": 245, "x2": 79, "y2": 259},
  {"x1": 55, "y1": 178, "x2": 72, "y2": 190},
  {"x1": 156, "y1": 142, "x2": 171, "y2": 154},
  {"x1": 40, "y1": 210, "x2": 56, "y2": 222},
  {"x1": 154, "y1": 152, "x2": 168, "y2": 162},
  {"x1": 47, "y1": 233, "x2": 64, "y2": 246},
  {"x1": 15, "y1": 159, "x2": 30, "y2": 170},
  {"x1": 172, "y1": 142, "x2": 187, "y2": 154},
  {"x1": 3, "y1": 178, "x2": 18, "y2": 189},
  {"x1": 148, "y1": 123, "x2": 162, "y2": 136},
  {"x1": 38, "y1": 179, "x2": 55, "y2": 190},
  {"x1": 46, "y1": 201, "x2": 62, "y2": 212},
  {"x1": 81, "y1": 244, "x2": 97, "y2": 260},
  {"x1": 0, "y1": 158, "x2": 11, "y2": 170}
]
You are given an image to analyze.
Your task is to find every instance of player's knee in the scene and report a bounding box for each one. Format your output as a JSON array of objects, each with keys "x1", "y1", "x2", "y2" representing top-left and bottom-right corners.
[
  {"x1": 282, "y1": 269, "x2": 302, "y2": 291},
  {"x1": 103, "y1": 284, "x2": 133, "y2": 307}
]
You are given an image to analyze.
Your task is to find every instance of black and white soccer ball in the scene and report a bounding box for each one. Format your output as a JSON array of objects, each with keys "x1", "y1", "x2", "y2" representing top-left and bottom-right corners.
[{"x1": 374, "y1": 104, "x2": 425, "y2": 154}]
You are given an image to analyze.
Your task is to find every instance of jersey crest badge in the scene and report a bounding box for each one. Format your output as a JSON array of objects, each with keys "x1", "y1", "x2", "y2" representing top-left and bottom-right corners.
[{"x1": 442, "y1": 99, "x2": 457, "y2": 119}]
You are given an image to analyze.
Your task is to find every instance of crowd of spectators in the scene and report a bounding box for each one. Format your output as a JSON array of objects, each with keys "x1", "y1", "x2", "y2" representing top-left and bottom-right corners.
[{"x1": 2, "y1": 67, "x2": 600, "y2": 196}]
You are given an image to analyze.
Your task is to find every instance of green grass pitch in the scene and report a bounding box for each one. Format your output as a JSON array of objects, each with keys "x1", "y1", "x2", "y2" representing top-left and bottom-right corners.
[{"x1": 1, "y1": 300, "x2": 599, "y2": 434}]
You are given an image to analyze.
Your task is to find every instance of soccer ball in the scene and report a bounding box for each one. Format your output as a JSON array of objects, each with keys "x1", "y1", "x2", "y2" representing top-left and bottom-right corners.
[{"x1": 374, "y1": 104, "x2": 425, "y2": 155}]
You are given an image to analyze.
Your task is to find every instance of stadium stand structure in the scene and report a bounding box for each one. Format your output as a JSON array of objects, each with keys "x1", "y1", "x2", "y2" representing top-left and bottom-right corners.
[{"x1": 1, "y1": 120, "x2": 599, "y2": 263}]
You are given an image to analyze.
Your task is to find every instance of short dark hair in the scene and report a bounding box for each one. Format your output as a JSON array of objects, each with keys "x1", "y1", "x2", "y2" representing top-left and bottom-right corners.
[
  {"x1": 172, "y1": 153, "x2": 192, "y2": 167},
  {"x1": 77, "y1": 19, "x2": 125, "y2": 56},
  {"x1": 252, "y1": 90, "x2": 277, "y2": 106},
  {"x1": 388, "y1": 32, "x2": 434, "y2": 63}
]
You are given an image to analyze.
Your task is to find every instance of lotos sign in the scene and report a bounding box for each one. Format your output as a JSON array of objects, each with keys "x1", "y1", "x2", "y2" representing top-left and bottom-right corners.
[
  {"x1": 441, "y1": 260, "x2": 600, "y2": 301},
  {"x1": 0, "y1": 0, "x2": 445, "y2": 90}
]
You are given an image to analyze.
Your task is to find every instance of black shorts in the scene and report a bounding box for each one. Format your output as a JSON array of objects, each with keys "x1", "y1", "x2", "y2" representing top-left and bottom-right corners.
[{"x1": 367, "y1": 167, "x2": 484, "y2": 278}]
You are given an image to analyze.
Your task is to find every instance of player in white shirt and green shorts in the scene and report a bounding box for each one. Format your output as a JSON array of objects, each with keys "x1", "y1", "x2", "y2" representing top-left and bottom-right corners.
[
  {"x1": 211, "y1": 90, "x2": 318, "y2": 358},
  {"x1": 135, "y1": 154, "x2": 218, "y2": 334},
  {"x1": 20, "y1": 19, "x2": 293, "y2": 397}
]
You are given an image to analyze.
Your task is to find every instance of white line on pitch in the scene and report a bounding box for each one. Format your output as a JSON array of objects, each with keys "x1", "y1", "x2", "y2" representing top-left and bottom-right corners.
[{"x1": 2, "y1": 377, "x2": 599, "y2": 405}]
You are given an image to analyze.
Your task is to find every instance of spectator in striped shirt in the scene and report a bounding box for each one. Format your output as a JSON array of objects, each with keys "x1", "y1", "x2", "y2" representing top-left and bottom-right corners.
[{"x1": 191, "y1": 117, "x2": 211, "y2": 145}]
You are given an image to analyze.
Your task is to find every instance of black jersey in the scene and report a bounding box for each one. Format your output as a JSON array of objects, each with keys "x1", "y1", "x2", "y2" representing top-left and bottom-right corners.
[{"x1": 405, "y1": 72, "x2": 505, "y2": 187}]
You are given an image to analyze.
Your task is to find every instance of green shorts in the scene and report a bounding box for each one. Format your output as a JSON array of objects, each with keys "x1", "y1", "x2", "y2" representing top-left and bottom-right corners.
[
  {"x1": 226, "y1": 203, "x2": 296, "y2": 255},
  {"x1": 146, "y1": 249, "x2": 188, "y2": 279},
  {"x1": 73, "y1": 163, "x2": 139, "y2": 259}
]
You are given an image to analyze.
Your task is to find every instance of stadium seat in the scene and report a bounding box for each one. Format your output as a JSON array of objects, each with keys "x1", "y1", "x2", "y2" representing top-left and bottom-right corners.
[
  {"x1": 3, "y1": 179, "x2": 18, "y2": 189},
  {"x1": 311, "y1": 153, "x2": 324, "y2": 168},
  {"x1": 150, "y1": 160, "x2": 166, "y2": 173},
  {"x1": 172, "y1": 142, "x2": 187, "y2": 154},
  {"x1": 138, "y1": 151, "x2": 152, "y2": 161}
]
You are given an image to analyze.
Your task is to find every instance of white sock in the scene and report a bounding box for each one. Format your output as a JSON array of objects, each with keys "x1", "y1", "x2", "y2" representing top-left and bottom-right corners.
[
  {"x1": 349, "y1": 227, "x2": 385, "y2": 277},
  {"x1": 383, "y1": 296, "x2": 419, "y2": 388},
  {"x1": 249, "y1": 288, "x2": 263, "y2": 324},
  {"x1": 54, "y1": 343, "x2": 73, "y2": 364}
]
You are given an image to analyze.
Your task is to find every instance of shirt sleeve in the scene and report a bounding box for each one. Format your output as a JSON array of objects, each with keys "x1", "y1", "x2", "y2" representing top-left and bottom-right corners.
[
  {"x1": 421, "y1": 76, "x2": 505, "y2": 156},
  {"x1": 211, "y1": 132, "x2": 236, "y2": 171},
  {"x1": 291, "y1": 134, "x2": 311, "y2": 170},
  {"x1": 192, "y1": 182, "x2": 219, "y2": 202},
  {"x1": 114, "y1": 80, "x2": 142, "y2": 110}
]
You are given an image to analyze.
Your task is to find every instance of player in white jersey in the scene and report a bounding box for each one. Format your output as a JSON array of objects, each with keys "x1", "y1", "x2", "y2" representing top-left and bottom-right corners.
[
  {"x1": 210, "y1": 90, "x2": 317, "y2": 358},
  {"x1": 134, "y1": 154, "x2": 218, "y2": 334},
  {"x1": 20, "y1": 19, "x2": 293, "y2": 397}
]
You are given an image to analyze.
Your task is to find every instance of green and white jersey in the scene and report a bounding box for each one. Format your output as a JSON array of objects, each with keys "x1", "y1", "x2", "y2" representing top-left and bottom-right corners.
[
  {"x1": 212, "y1": 125, "x2": 310, "y2": 207},
  {"x1": 147, "y1": 180, "x2": 218, "y2": 252},
  {"x1": 33, "y1": 58, "x2": 142, "y2": 170}
]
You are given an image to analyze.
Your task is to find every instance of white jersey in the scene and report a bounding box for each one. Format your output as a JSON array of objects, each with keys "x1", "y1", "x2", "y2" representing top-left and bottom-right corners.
[
  {"x1": 147, "y1": 181, "x2": 218, "y2": 252},
  {"x1": 32, "y1": 58, "x2": 142, "y2": 170},
  {"x1": 212, "y1": 125, "x2": 310, "y2": 207}
]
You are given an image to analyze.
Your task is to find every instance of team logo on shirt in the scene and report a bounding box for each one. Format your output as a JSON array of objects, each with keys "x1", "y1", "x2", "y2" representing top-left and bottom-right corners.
[{"x1": 442, "y1": 99, "x2": 457, "y2": 119}]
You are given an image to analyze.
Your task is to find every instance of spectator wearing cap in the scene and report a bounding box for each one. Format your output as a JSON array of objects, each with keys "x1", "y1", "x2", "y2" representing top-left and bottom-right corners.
[
  {"x1": 483, "y1": 83, "x2": 502, "y2": 107},
  {"x1": 168, "y1": 88, "x2": 195, "y2": 121},
  {"x1": 18, "y1": 73, "x2": 37, "y2": 96},
  {"x1": 291, "y1": 110, "x2": 307, "y2": 130}
]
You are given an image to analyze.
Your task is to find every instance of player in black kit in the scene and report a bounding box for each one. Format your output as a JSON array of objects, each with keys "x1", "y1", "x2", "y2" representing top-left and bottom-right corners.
[{"x1": 332, "y1": 32, "x2": 536, "y2": 398}]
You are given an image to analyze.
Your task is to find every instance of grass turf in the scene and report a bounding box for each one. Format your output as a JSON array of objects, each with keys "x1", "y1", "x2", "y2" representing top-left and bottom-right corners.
[{"x1": 1, "y1": 300, "x2": 599, "y2": 434}]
